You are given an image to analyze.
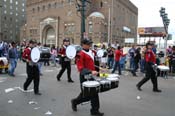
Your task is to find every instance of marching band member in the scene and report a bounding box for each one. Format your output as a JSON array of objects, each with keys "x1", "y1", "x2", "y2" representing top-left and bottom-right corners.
[
  {"x1": 71, "y1": 38, "x2": 104, "y2": 116},
  {"x1": 136, "y1": 43, "x2": 161, "y2": 92},
  {"x1": 56, "y1": 38, "x2": 74, "y2": 83},
  {"x1": 22, "y1": 40, "x2": 41, "y2": 95}
]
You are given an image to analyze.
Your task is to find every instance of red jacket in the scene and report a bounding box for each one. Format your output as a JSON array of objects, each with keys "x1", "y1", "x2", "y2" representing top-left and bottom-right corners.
[
  {"x1": 76, "y1": 50, "x2": 95, "y2": 73},
  {"x1": 59, "y1": 47, "x2": 66, "y2": 56},
  {"x1": 145, "y1": 49, "x2": 156, "y2": 64},
  {"x1": 22, "y1": 47, "x2": 31, "y2": 61},
  {"x1": 114, "y1": 49, "x2": 125, "y2": 61}
]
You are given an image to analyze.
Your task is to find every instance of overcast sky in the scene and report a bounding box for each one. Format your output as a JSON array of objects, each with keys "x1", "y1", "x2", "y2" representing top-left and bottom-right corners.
[{"x1": 130, "y1": 0, "x2": 175, "y2": 39}]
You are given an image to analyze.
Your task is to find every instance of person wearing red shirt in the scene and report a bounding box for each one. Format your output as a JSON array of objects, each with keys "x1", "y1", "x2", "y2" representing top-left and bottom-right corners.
[
  {"x1": 71, "y1": 38, "x2": 104, "y2": 116},
  {"x1": 23, "y1": 40, "x2": 41, "y2": 95},
  {"x1": 136, "y1": 43, "x2": 161, "y2": 92},
  {"x1": 56, "y1": 38, "x2": 74, "y2": 83},
  {"x1": 111, "y1": 46, "x2": 125, "y2": 75}
]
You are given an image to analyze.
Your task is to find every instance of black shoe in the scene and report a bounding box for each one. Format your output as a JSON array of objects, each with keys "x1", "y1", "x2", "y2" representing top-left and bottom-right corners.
[
  {"x1": 136, "y1": 85, "x2": 142, "y2": 91},
  {"x1": 71, "y1": 99, "x2": 77, "y2": 111},
  {"x1": 91, "y1": 111, "x2": 104, "y2": 116},
  {"x1": 35, "y1": 92, "x2": 42, "y2": 95},
  {"x1": 68, "y1": 80, "x2": 74, "y2": 83},
  {"x1": 57, "y1": 76, "x2": 61, "y2": 81},
  {"x1": 153, "y1": 89, "x2": 162, "y2": 92}
]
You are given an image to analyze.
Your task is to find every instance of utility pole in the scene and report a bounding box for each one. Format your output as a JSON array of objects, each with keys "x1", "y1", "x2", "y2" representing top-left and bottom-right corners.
[
  {"x1": 76, "y1": 0, "x2": 91, "y2": 41},
  {"x1": 81, "y1": 0, "x2": 86, "y2": 40},
  {"x1": 0, "y1": 1, "x2": 2, "y2": 40}
]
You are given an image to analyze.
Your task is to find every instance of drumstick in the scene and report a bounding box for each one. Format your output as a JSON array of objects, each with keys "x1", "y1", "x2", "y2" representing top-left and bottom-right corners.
[{"x1": 94, "y1": 65, "x2": 110, "y2": 73}]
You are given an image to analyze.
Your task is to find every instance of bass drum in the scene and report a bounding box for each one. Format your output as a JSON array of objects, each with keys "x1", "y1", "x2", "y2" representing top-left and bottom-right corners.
[
  {"x1": 31, "y1": 47, "x2": 40, "y2": 63},
  {"x1": 31, "y1": 47, "x2": 51, "y2": 63},
  {"x1": 39, "y1": 47, "x2": 51, "y2": 62},
  {"x1": 66, "y1": 45, "x2": 82, "y2": 59}
]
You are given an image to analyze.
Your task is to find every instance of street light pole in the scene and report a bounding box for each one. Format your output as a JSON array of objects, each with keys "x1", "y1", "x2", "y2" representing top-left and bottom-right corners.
[
  {"x1": 81, "y1": 0, "x2": 86, "y2": 40},
  {"x1": 76, "y1": 0, "x2": 91, "y2": 42},
  {"x1": 159, "y1": 7, "x2": 170, "y2": 58}
]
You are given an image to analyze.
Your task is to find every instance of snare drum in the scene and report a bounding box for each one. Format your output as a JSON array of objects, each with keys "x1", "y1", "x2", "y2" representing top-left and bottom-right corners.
[
  {"x1": 99, "y1": 79, "x2": 111, "y2": 93},
  {"x1": 108, "y1": 74, "x2": 119, "y2": 78},
  {"x1": 106, "y1": 77, "x2": 119, "y2": 89},
  {"x1": 82, "y1": 81, "x2": 100, "y2": 97}
]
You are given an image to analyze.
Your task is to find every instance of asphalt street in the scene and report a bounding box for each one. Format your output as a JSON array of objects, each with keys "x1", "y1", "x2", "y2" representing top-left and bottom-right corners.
[{"x1": 0, "y1": 61, "x2": 175, "y2": 116}]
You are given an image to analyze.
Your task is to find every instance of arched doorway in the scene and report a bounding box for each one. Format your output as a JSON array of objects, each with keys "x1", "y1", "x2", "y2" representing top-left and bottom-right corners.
[{"x1": 42, "y1": 26, "x2": 56, "y2": 47}]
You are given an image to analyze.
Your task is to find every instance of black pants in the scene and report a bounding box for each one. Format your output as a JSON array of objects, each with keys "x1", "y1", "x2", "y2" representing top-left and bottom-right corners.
[
  {"x1": 23, "y1": 63, "x2": 40, "y2": 94},
  {"x1": 73, "y1": 75, "x2": 100, "y2": 112},
  {"x1": 57, "y1": 61, "x2": 72, "y2": 80},
  {"x1": 137, "y1": 63, "x2": 159, "y2": 90}
]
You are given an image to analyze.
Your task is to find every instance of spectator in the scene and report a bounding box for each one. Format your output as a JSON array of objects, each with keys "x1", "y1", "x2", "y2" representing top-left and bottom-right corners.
[{"x1": 7, "y1": 42, "x2": 18, "y2": 77}]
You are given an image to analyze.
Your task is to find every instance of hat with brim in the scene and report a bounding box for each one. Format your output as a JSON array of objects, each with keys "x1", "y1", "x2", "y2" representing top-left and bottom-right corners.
[
  {"x1": 63, "y1": 38, "x2": 70, "y2": 42},
  {"x1": 81, "y1": 38, "x2": 93, "y2": 45},
  {"x1": 29, "y1": 40, "x2": 34, "y2": 44}
]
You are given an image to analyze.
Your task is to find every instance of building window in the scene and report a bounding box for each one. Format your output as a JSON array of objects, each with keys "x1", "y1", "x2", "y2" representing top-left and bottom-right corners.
[
  {"x1": 32, "y1": 8, "x2": 35, "y2": 13},
  {"x1": 16, "y1": 1, "x2": 18, "y2": 5},
  {"x1": 10, "y1": 6, "x2": 13, "y2": 9},
  {"x1": 43, "y1": 5, "x2": 45, "y2": 11},
  {"x1": 4, "y1": 16, "x2": 6, "y2": 20},
  {"x1": 89, "y1": 22, "x2": 93, "y2": 33},
  {"x1": 48, "y1": 4, "x2": 51, "y2": 9},
  {"x1": 4, "y1": 10, "x2": 7, "y2": 14},
  {"x1": 54, "y1": 2, "x2": 57, "y2": 8},
  {"x1": 37, "y1": 7, "x2": 40, "y2": 11},
  {"x1": 10, "y1": 0, "x2": 13, "y2": 3}
]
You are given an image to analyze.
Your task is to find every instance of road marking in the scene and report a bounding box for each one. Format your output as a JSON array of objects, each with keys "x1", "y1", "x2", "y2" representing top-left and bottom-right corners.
[
  {"x1": 19, "y1": 73, "x2": 27, "y2": 76},
  {"x1": 44, "y1": 70, "x2": 54, "y2": 72},
  {"x1": 5, "y1": 88, "x2": 15, "y2": 93},
  {"x1": 45, "y1": 111, "x2": 53, "y2": 115}
]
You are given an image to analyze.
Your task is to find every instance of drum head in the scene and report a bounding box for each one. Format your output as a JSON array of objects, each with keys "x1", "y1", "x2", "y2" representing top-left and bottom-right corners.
[
  {"x1": 31, "y1": 47, "x2": 40, "y2": 63},
  {"x1": 108, "y1": 74, "x2": 119, "y2": 78},
  {"x1": 66, "y1": 45, "x2": 76, "y2": 59},
  {"x1": 157, "y1": 65, "x2": 170, "y2": 71},
  {"x1": 83, "y1": 81, "x2": 100, "y2": 87},
  {"x1": 97, "y1": 50, "x2": 104, "y2": 57},
  {"x1": 107, "y1": 77, "x2": 119, "y2": 82}
]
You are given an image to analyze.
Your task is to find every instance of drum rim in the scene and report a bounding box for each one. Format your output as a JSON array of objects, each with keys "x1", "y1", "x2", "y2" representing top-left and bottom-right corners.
[
  {"x1": 82, "y1": 81, "x2": 100, "y2": 87},
  {"x1": 106, "y1": 77, "x2": 119, "y2": 81}
]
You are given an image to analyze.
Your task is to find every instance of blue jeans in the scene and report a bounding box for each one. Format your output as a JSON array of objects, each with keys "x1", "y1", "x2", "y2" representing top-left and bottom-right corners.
[
  {"x1": 140, "y1": 59, "x2": 145, "y2": 73},
  {"x1": 9, "y1": 58, "x2": 17, "y2": 75},
  {"x1": 107, "y1": 57, "x2": 114, "y2": 69},
  {"x1": 38, "y1": 62, "x2": 43, "y2": 74},
  {"x1": 130, "y1": 57, "x2": 135, "y2": 70},
  {"x1": 112, "y1": 61, "x2": 121, "y2": 75}
]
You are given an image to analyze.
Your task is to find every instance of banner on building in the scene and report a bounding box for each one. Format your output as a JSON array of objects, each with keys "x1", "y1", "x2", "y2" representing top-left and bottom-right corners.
[{"x1": 138, "y1": 27, "x2": 166, "y2": 37}]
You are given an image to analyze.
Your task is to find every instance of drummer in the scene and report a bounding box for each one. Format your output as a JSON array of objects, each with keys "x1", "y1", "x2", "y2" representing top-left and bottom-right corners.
[
  {"x1": 71, "y1": 38, "x2": 104, "y2": 116},
  {"x1": 22, "y1": 40, "x2": 41, "y2": 95},
  {"x1": 136, "y1": 42, "x2": 161, "y2": 92},
  {"x1": 56, "y1": 38, "x2": 74, "y2": 83}
]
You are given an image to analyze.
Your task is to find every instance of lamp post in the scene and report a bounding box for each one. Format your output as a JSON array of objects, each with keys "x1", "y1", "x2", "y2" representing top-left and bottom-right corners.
[
  {"x1": 0, "y1": 3, "x2": 2, "y2": 40},
  {"x1": 75, "y1": 0, "x2": 91, "y2": 41},
  {"x1": 159, "y1": 7, "x2": 170, "y2": 57}
]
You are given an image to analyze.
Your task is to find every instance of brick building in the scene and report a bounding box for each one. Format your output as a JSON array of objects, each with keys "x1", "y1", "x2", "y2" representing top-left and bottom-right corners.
[
  {"x1": 22, "y1": 0, "x2": 138, "y2": 47},
  {"x1": 0, "y1": 0, "x2": 26, "y2": 42}
]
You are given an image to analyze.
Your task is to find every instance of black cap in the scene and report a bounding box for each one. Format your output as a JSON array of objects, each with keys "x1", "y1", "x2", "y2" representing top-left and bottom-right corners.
[
  {"x1": 29, "y1": 40, "x2": 34, "y2": 44},
  {"x1": 11, "y1": 41, "x2": 16, "y2": 45},
  {"x1": 81, "y1": 38, "x2": 93, "y2": 45},
  {"x1": 63, "y1": 38, "x2": 70, "y2": 42},
  {"x1": 146, "y1": 42, "x2": 153, "y2": 46}
]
